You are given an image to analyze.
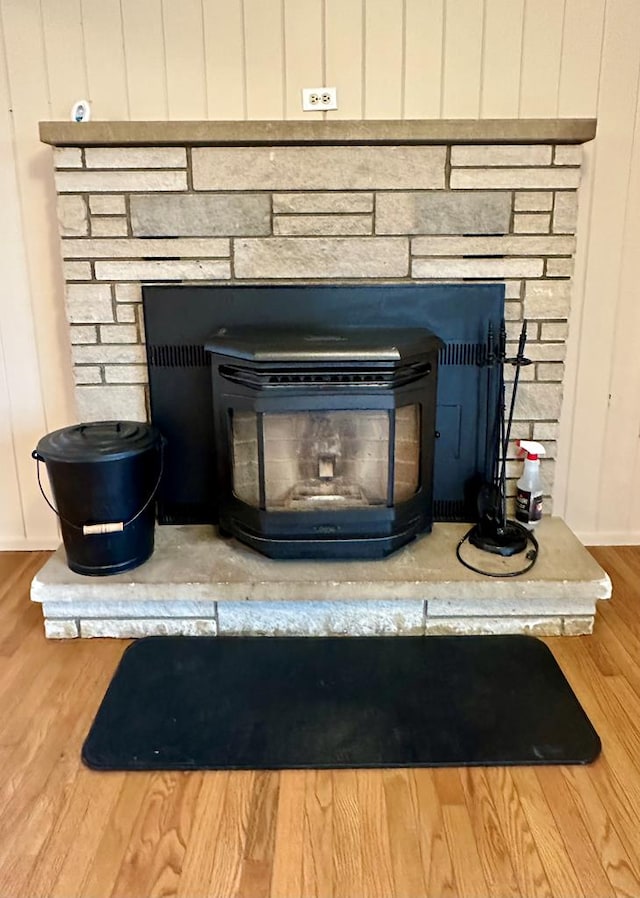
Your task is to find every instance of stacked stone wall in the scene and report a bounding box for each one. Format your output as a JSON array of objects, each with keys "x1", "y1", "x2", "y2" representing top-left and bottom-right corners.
[{"x1": 53, "y1": 141, "x2": 582, "y2": 504}]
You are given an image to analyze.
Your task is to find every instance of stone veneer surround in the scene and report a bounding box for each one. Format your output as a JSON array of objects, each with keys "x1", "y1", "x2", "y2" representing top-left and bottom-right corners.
[
  {"x1": 48, "y1": 127, "x2": 585, "y2": 505},
  {"x1": 35, "y1": 119, "x2": 608, "y2": 640}
]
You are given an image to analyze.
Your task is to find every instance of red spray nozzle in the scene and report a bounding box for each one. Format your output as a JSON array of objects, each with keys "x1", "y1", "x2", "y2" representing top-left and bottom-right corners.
[{"x1": 516, "y1": 439, "x2": 545, "y2": 461}]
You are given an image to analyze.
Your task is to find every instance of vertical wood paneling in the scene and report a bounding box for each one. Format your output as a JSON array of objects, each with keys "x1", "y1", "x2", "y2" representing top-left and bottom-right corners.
[
  {"x1": 0, "y1": 327, "x2": 24, "y2": 541},
  {"x1": 203, "y1": 0, "x2": 245, "y2": 120},
  {"x1": 403, "y1": 0, "x2": 444, "y2": 119},
  {"x1": 81, "y1": 0, "x2": 129, "y2": 119},
  {"x1": 481, "y1": 0, "x2": 524, "y2": 118},
  {"x1": 600, "y1": 78, "x2": 640, "y2": 535},
  {"x1": 162, "y1": 0, "x2": 207, "y2": 119},
  {"x1": 442, "y1": 0, "x2": 484, "y2": 118},
  {"x1": 243, "y1": 0, "x2": 284, "y2": 120},
  {"x1": 558, "y1": 0, "x2": 606, "y2": 118},
  {"x1": 283, "y1": 0, "x2": 323, "y2": 120},
  {"x1": 563, "y1": 0, "x2": 640, "y2": 537},
  {"x1": 519, "y1": 0, "x2": 565, "y2": 117},
  {"x1": 0, "y1": 0, "x2": 60, "y2": 546},
  {"x1": 1, "y1": 0, "x2": 50, "y2": 126},
  {"x1": 121, "y1": 0, "x2": 168, "y2": 119},
  {"x1": 40, "y1": 0, "x2": 88, "y2": 119},
  {"x1": 2, "y1": 0, "x2": 640, "y2": 545},
  {"x1": 324, "y1": 0, "x2": 363, "y2": 120},
  {"x1": 364, "y1": 0, "x2": 404, "y2": 119}
]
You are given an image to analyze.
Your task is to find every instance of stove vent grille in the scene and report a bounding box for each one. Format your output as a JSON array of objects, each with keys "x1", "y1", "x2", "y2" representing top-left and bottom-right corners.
[
  {"x1": 147, "y1": 341, "x2": 484, "y2": 370},
  {"x1": 147, "y1": 344, "x2": 208, "y2": 368},
  {"x1": 217, "y1": 361, "x2": 432, "y2": 390}
]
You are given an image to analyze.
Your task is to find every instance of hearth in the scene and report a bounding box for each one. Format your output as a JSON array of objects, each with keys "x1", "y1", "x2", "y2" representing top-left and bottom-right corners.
[{"x1": 206, "y1": 327, "x2": 441, "y2": 558}]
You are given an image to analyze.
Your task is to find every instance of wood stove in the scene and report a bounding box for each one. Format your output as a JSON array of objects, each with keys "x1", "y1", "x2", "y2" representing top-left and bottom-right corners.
[{"x1": 206, "y1": 328, "x2": 442, "y2": 558}]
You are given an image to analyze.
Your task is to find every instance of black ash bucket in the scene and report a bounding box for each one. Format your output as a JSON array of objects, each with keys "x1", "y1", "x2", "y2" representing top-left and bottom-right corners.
[{"x1": 33, "y1": 421, "x2": 164, "y2": 576}]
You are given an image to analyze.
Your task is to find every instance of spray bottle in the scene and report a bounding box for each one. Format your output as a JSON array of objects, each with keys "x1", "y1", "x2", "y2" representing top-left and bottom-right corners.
[{"x1": 515, "y1": 440, "x2": 545, "y2": 529}]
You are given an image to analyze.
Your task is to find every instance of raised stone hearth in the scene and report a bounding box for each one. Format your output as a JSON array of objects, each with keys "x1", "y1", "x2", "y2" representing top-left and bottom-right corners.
[{"x1": 32, "y1": 518, "x2": 610, "y2": 639}]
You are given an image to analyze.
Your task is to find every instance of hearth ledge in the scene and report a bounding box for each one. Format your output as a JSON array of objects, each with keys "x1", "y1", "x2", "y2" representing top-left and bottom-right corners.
[{"x1": 31, "y1": 517, "x2": 610, "y2": 639}]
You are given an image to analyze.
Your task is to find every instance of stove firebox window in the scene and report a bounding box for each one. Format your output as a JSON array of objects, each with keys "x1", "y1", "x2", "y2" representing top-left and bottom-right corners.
[
  {"x1": 230, "y1": 409, "x2": 260, "y2": 508},
  {"x1": 230, "y1": 405, "x2": 420, "y2": 511}
]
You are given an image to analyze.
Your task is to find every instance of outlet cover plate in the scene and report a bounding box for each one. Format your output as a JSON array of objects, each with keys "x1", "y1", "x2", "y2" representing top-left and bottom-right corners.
[{"x1": 302, "y1": 87, "x2": 338, "y2": 111}]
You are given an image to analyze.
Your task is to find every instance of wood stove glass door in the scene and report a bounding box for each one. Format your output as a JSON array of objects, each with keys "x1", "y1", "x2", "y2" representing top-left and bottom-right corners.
[{"x1": 230, "y1": 405, "x2": 420, "y2": 512}]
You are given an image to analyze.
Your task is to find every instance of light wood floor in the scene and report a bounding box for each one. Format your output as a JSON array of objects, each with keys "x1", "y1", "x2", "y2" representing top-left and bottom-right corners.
[{"x1": 0, "y1": 548, "x2": 640, "y2": 898}]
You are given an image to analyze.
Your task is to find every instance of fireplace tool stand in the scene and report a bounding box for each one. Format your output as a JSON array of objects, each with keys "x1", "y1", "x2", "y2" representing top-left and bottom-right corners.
[{"x1": 456, "y1": 320, "x2": 540, "y2": 577}]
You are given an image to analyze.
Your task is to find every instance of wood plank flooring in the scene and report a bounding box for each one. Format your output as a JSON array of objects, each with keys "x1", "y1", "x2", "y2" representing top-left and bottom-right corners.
[{"x1": 0, "y1": 546, "x2": 639, "y2": 898}]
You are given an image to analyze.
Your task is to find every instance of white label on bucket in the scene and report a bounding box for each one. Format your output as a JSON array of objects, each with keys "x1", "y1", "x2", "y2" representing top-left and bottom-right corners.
[{"x1": 82, "y1": 522, "x2": 124, "y2": 535}]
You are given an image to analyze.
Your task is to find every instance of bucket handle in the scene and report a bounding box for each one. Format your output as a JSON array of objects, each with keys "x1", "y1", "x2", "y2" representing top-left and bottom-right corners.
[{"x1": 32, "y1": 438, "x2": 165, "y2": 534}]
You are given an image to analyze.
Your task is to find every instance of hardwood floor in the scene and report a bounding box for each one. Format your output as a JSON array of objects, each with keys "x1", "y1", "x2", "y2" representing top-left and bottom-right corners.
[{"x1": 0, "y1": 546, "x2": 639, "y2": 898}]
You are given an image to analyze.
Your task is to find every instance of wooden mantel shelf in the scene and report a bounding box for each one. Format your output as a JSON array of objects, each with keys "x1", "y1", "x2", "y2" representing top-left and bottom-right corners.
[{"x1": 39, "y1": 118, "x2": 596, "y2": 148}]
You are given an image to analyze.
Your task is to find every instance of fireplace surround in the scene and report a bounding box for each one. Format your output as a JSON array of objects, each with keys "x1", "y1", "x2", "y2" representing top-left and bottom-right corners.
[
  {"x1": 31, "y1": 118, "x2": 614, "y2": 639},
  {"x1": 41, "y1": 118, "x2": 592, "y2": 516}
]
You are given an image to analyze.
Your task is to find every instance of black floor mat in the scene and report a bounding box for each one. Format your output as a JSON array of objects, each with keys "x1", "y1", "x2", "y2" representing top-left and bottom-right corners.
[{"x1": 82, "y1": 635, "x2": 601, "y2": 770}]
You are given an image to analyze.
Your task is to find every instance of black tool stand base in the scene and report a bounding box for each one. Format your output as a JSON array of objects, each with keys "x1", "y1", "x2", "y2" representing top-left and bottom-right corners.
[{"x1": 469, "y1": 521, "x2": 529, "y2": 557}]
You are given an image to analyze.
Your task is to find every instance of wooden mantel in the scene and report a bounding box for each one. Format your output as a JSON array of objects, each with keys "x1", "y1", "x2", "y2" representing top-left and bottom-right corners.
[{"x1": 39, "y1": 118, "x2": 596, "y2": 148}]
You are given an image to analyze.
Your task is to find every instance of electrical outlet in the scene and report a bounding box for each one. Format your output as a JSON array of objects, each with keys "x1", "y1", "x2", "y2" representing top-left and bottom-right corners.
[{"x1": 302, "y1": 87, "x2": 338, "y2": 111}]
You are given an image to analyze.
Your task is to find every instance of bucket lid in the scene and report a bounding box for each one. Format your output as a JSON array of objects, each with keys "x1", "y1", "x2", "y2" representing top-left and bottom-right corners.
[{"x1": 35, "y1": 421, "x2": 161, "y2": 464}]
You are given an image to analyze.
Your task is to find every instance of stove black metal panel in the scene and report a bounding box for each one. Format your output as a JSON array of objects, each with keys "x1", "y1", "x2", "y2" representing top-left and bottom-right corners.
[{"x1": 143, "y1": 283, "x2": 504, "y2": 534}]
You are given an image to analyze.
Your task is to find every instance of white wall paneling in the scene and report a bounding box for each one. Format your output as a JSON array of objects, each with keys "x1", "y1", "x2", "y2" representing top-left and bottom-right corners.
[
  {"x1": 441, "y1": 0, "x2": 484, "y2": 118},
  {"x1": 403, "y1": 0, "x2": 444, "y2": 119},
  {"x1": 364, "y1": 0, "x2": 404, "y2": 119},
  {"x1": 0, "y1": 333, "x2": 24, "y2": 544},
  {"x1": 560, "y1": 0, "x2": 640, "y2": 539},
  {"x1": 162, "y1": 0, "x2": 207, "y2": 120},
  {"x1": 202, "y1": 0, "x2": 245, "y2": 120},
  {"x1": 1, "y1": 0, "x2": 70, "y2": 548},
  {"x1": 600, "y1": 36, "x2": 640, "y2": 537},
  {"x1": 480, "y1": 0, "x2": 524, "y2": 118},
  {"x1": 41, "y1": 0, "x2": 89, "y2": 120},
  {"x1": 120, "y1": 0, "x2": 168, "y2": 120},
  {"x1": 81, "y1": 0, "x2": 129, "y2": 120},
  {"x1": 519, "y1": 0, "x2": 565, "y2": 117},
  {"x1": 0, "y1": 0, "x2": 639, "y2": 546},
  {"x1": 243, "y1": 0, "x2": 285, "y2": 120},
  {"x1": 324, "y1": 0, "x2": 363, "y2": 120},
  {"x1": 558, "y1": 0, "x2": 606, "y2": 118},
  {"x1": 283, "y1": 0, "x2": 324, "y2": 120}
]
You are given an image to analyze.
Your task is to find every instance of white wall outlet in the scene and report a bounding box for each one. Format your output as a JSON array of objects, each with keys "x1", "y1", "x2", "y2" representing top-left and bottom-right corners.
[{"x1": 302, "y1": 87, "x2": 338, "y2": 111}]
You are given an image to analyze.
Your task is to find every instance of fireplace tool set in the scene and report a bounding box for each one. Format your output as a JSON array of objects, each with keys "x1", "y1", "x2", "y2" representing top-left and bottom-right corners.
[{"x1": 456, "y1": 319, "x2": 540, "y2": 577}]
